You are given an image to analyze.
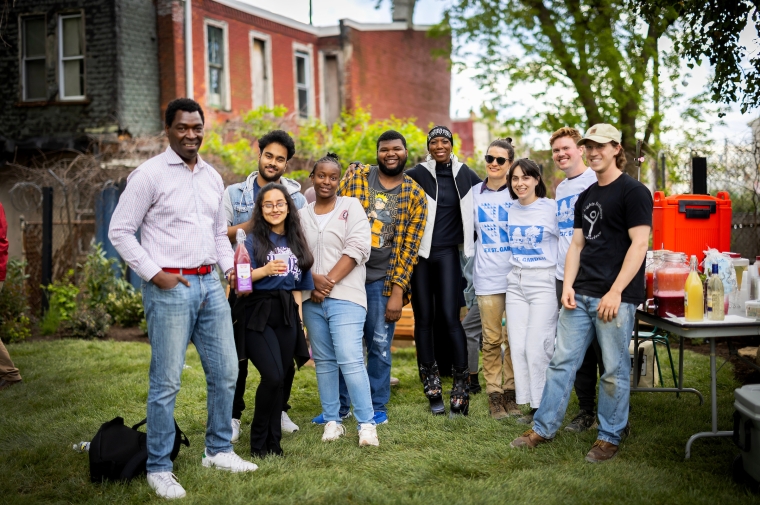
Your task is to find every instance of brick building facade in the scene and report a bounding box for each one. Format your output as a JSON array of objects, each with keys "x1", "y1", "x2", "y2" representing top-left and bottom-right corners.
[{"x1": 1, "y1": 0, "x2": 451, "y2": 161}]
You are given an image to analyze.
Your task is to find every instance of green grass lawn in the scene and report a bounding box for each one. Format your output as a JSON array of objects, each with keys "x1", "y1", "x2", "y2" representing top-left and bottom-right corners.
[{"x1": 0, "y1": 339, "x2": 756, "y2": 504}]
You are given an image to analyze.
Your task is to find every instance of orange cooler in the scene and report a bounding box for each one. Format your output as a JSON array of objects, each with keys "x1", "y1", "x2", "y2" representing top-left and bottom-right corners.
[{"x1": 652, "y1": 192, "x2": 732, "y2": 266}]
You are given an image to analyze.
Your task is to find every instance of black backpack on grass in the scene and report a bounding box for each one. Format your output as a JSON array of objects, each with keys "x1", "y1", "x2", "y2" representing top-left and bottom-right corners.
[{"x1": 88, "y1": 417, "x2": 189, "y2": 483}]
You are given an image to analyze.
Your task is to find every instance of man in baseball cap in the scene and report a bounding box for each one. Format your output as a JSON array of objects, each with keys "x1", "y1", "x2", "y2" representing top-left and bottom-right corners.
[
  {"x1": 511, "y1": 122, "x2": 653, "y2": 464},
  {"x1": 577, "y1": 123, "x2": 622, "y2": 145}
]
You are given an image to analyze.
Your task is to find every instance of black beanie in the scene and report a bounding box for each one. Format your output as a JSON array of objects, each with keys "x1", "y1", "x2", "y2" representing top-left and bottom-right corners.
[{"x1": 427, "y1": 125, "x2": 454, "y2": 146}]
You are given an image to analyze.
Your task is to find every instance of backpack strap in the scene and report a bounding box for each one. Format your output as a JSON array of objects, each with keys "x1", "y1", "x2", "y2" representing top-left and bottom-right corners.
[{"x1": 132, "y1": 418, "x2": 147, "y2": 431}]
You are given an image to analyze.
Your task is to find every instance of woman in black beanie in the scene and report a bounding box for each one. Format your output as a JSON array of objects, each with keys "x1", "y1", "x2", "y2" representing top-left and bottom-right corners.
[{"x1": 405, "y1": 126, "x2": 481, "y2": 416}]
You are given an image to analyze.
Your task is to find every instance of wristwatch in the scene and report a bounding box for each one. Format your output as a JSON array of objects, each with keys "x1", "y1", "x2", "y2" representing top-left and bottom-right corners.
[{"x1": 224, "y1": 268, "x2": 234, "y2": 280}]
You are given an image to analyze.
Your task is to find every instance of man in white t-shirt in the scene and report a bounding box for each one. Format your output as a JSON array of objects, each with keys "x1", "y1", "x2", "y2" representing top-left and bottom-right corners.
[{"x1": 551, "y1": 127, "x2": 601, "y2": 434}]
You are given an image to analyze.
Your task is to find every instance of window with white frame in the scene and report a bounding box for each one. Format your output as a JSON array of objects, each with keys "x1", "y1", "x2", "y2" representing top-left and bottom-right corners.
[
  {"x1": 58, "y1": 13, "x2": 85, "y2": 100},
  {"x1": 21, "y1": 15, "x2": 47, "y2": 101},
  {"x1": 205, "y1": 20, "x2": 230, "y2": 110},
  {"x1": 295, "y1": 50, "x2": 311, "y2": 118},
  {"x1": 250, "y1": 33, "x2": 272, "y2": 108}
]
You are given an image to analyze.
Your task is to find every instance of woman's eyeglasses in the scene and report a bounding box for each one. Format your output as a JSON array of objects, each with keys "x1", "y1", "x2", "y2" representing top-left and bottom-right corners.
[
  {"x1": 484, "y1": 155, "x2": 508, "y2": 166},
  {"x1": 262, "y1": 202, "x2": 287, "y2": 211}
]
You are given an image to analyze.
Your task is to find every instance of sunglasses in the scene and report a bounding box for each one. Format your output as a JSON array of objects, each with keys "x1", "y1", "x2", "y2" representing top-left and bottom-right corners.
[{"x1": 484, "y1": 154, "x2": 509, "y2": 165}]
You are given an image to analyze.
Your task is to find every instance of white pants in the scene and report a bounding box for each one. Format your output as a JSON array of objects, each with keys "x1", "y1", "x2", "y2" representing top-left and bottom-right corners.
[{"x1": 505, "y1": 267, "x2": 558, "y2": 408}]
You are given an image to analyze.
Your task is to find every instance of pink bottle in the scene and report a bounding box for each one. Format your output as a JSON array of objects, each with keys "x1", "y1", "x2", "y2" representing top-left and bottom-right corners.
[{"x1": 235, "y1": 229, "x2": 253, "y2": 294}]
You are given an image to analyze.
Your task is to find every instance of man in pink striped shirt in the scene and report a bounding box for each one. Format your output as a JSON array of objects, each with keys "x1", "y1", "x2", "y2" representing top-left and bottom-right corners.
[{"x1": 109, "y1": 98, "x2": 257, "y2": 500}]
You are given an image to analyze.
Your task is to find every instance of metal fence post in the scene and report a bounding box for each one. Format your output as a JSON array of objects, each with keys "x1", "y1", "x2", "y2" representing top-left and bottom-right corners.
[{"x1": 41, "y1": 186, "x2": 53, "y2": 313}]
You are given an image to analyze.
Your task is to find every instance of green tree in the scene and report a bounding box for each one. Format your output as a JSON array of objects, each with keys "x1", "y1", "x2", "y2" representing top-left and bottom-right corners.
[
  {"x1": 630, "y1": 0, "x2": 760, "y2": 115},
  {"x1": 435, "y1": 0, "x2": 683, "y2": 175}
]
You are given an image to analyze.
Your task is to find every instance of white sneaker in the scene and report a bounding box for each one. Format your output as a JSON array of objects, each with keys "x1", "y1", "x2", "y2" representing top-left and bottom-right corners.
[
  {"x1": 281, "y1": 411, "x2": 299, "y2": 433},
  {"x1": 231, "y1": 418, "x2": 241, "y2": 443},
  {"x1": 322, "y1": 421, "x2": 345, "y2": 441},
  {"x1": 147, "y1": 472, "x2": 186, "y2": 500},
  {"x1": 202, "y1": 449, "x2": 258, "y2": 473},
  {"x1": 359, "y1": 423, "x2": 379, "y2": 447}
]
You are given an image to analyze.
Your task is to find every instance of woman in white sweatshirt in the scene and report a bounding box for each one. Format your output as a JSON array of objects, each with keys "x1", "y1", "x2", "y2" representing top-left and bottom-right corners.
[
  {"x1": 300, "y1": 153, "x2": 378, "y2": 447},
  {"x1": 505, "y1": 158, "x2": 559, "y2": 425}
]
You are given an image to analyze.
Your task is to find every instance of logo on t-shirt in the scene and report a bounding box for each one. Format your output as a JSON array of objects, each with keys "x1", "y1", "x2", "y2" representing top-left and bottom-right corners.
[
  {"x1": 582, "y1": 202, "x2": 603, "y2": 240},
  {"x1": 368, "y1": 188, "x2": 399, "y2": 249},
  {"x1": 509, "y1": 225, "x2": 545, "y2": 256},
  {"x1": 267, "y1": 247, "x2": 302, "y2": 280},
  {"x1": 477, "y1": 201, "x2": 511, "y2": 252},
  {"x1": 556, "y1": 194, "x2": 579, "y2": 236}
]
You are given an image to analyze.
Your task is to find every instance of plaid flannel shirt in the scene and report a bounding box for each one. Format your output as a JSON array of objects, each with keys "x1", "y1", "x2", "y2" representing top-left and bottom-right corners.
[{"x1": 338, "y1": 165, "x2": 427, "y2": 298}]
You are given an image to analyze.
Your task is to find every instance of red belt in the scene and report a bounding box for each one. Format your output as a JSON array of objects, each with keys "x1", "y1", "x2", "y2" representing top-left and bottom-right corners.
[{"x1": 162, "y1": 265, "x2": 214, "y2": 275}]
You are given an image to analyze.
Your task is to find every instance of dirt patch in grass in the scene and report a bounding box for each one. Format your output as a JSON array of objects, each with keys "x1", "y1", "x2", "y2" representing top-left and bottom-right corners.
[
  {"x1": 682, "y1": 336, "x2": 760, "y2": 385},
  {"x1": 26, "y1": 325, "x2": 147, "y2": 344}
]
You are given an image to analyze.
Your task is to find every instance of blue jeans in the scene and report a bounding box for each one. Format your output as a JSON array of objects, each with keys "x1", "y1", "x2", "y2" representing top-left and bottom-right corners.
[
  {"x1": 533, "y1": 296, "x2": 636, "y2": 445},
  {"x1": 338, "y1": 279, "x2": 396, "y2": 414},
  {"x1": 142, "y1": 271, "x2": 237, "y2": 472},
  {"x1": 303, "y1": 298, "x2": 375, "y2": 425}
]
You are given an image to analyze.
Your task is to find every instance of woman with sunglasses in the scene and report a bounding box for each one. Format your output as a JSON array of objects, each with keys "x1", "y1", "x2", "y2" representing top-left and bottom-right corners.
[
  {"x1": 231, "y1": 183, "x2": 314, "y2": 458},
  {"x1": 406, "y1": 126, "x2": 481, "y2": 416},
  {"x1": 472, "y1": 139, "x2": 520, "y2": 420},
  {"x1": 299, "y1": 154, "x2": 378, "y2": 446},
  {"x1": 504, "y1": 159, "x2": 559, "y2": 425}
]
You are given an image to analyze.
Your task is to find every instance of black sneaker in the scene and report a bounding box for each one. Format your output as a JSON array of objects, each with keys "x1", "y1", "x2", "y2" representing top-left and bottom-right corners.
[{"x1": 564, "y1": 410, "x2": 598, "y2": 433}]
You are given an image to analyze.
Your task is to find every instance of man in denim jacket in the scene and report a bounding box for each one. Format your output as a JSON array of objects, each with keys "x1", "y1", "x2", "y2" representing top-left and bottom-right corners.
[{"x1": 224, "y1": 130, "x2": 307, "y2": 440}]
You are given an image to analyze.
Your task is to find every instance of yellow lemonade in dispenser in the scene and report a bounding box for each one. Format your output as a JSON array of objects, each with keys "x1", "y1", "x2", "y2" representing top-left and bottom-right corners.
[{"x1": 684, "y1": 255, "x2": 704, "y2": 321}]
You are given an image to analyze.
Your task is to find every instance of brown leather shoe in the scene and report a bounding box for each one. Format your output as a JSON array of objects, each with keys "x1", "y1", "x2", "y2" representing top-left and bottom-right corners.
[
  {"x1": 510, "y1": 429, "x2": 550, "y2": 449},
  {"x1": 501, "y1": 390, "x2": 521, "y2": 417},
  {"x1": 585, "y1": 440, "x2": 619, "y2": 463},
  {"x1": 488, "y1": 392, "x2": 509, "y2": 420}
]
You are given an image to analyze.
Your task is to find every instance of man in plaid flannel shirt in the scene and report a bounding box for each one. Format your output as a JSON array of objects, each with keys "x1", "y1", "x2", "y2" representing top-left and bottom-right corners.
[{"x1": 334, "y1": 130, "x2": 427, "y2": 424}]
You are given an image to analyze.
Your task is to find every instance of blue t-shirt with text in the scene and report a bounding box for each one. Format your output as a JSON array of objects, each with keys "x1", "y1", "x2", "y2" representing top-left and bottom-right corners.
[{"x1": 244, "y1": 231, "x2": 314, "y2": 291}]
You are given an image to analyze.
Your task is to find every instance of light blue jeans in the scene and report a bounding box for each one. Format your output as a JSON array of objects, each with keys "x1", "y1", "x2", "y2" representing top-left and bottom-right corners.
[
  {"x1": 533, "y1": 295, "x2": 636, "y2": 445},
  {"x1": 142, "y1": 270, "x2": 238, "y2": 472},
  {"x1": 338, "y1": 278, "x2": 396, "y2": 414},
  {"x1": 303, "y1": 298, "x2": 375, "y2": 425}
]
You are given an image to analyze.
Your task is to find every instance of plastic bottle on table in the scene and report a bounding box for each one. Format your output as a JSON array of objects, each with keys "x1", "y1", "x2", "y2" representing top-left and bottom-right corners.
[
  {"x1": 234, "y1": 229, "x2": 253, "y2": 294},
  {"x1": 707, "y1": 263, "x2": 725, "y2": 321},
  {"x1": 684, "y1": 255, "x2": 703, "y2": 322}
]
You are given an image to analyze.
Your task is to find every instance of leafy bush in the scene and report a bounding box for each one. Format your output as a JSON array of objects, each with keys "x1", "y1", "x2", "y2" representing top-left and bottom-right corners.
[
  {"x1": 41, "y1": 270, "x2": 80, "y2": 335},
  {"x1": 63, "y1": 305, "x2": 112, "y2": 340},
  {"x1": 79, "y1": 243, "x2": 144, "y2": 327},
  {"x1": 201, "y1": 105, "x2": 463, "y2": 179},
  {"x1": 0, "y1": 259, "x2": 31, "y2": 343}
]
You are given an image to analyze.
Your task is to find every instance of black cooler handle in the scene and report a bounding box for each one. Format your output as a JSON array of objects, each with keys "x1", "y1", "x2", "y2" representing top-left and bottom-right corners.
[{"x1": 678, "y1": 200, "x2": 716, "y2": 219}]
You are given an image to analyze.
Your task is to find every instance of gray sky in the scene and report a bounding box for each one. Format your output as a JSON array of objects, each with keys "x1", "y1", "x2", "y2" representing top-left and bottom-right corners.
[{"x1": 246, "y1": 0, "x2": 760, "y2": 148}]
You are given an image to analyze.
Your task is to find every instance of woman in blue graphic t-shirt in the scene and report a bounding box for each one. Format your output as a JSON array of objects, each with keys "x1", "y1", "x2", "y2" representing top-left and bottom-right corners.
[
  {"x1": 231, "y1": 182, "x2": 314, "y2": 458},
  {"x1": 505, "y1": 159, "x2": 559, "y2": 425}
]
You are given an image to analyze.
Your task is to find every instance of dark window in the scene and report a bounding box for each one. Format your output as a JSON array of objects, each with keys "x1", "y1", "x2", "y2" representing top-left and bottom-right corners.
[
  {"x1": 22, "y1": 16, "x2": 46, "y2": 101},
  {"x1": 207, "y1": 25, "x2": 224, "y2": 107}
]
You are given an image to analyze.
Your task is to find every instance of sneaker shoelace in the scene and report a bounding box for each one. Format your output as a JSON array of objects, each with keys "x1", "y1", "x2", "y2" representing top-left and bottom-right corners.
[{"x1": 156, "y1": 472, "x2": 181, "y2": 488}]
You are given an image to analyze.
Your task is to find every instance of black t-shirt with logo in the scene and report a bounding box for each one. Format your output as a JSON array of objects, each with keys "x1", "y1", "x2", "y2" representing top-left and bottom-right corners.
[
  {"x1": 572, "y1": 173, "x2": 653, "y2": 304},
  {"x1": 365, "y1": 167, "x2": 402, "y2": 283}
]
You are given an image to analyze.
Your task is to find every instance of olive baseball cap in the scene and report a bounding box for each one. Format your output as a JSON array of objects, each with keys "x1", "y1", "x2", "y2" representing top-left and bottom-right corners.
[{"x1": 577, "y1": 124, "x2": 622, "y2": 146}]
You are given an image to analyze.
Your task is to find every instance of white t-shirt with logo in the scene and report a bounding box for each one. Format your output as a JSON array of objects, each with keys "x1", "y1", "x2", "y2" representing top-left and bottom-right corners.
[
  {"x1": 555, "y1": 168, "x2": 597, "y2": 280},
  {"x1": 472, "y1": 182, "x2": 515, "y2": 295},
  {"x1": 508, "y1": 197, "x2": 559, "y2": 269}
]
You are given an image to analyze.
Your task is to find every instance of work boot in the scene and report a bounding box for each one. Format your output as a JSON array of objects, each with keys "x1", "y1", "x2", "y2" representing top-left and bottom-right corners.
[
  {"x1": 585, "y1": 440, "x2": 619, "y2": 463},
  {"x1": 501, "y1": 390, "x2": 521, "y2": 416},
  {"x1": 510, "y1": 429, "x2": 551, "y2": 449},
  {"x1": 488, "y1": 392, "x2": 509, "y2": 420}
]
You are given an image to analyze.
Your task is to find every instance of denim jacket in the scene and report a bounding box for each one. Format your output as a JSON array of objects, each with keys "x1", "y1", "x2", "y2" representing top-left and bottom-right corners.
[{"x1": 223, "y1": 171, "x2": 307, "y2": 226}]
